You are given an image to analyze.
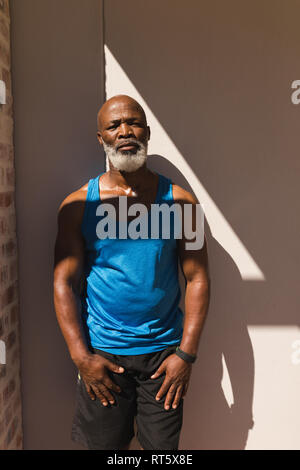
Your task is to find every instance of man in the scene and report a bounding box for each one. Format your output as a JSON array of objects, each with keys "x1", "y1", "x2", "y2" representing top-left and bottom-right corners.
[{"x1": 53, "y1": 95, "x2": 210, "y2": 450}]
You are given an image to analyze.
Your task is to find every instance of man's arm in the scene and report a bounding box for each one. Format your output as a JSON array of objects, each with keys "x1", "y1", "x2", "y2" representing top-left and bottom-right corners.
[
  {"x1": 176, "y1": 189, "x2": 210, "y2": 360},
  {"x1": 53, "y1": 191, "x2": 90, "y2": 363},
  {"x1": 53, "y1": 189, "x2": 125, "y2": 406},
  {"x1": 150, "y1": 185, "x2": 210, "y2": 410}
]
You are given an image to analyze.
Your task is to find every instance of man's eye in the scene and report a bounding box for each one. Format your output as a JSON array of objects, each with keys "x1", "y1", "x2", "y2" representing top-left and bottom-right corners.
[{"x1": 108, "y1": 125, "x2": 117, "y2": 130}]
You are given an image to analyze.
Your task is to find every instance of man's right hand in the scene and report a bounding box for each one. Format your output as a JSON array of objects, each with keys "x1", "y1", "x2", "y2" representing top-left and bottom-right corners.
[{"x1": 75, "y1": 354, "x2": 125, "y2": 406}]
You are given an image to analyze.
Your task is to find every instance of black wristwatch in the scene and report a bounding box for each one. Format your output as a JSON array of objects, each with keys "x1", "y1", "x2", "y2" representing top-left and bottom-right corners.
[{"x1": 175, "y1": 346, "x2": 197, "y2": 364}]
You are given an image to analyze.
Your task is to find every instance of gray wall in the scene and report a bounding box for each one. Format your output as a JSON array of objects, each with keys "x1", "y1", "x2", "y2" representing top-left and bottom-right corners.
[{"x1": 10, "y1": 0, "x2": 105, "y2": 449}]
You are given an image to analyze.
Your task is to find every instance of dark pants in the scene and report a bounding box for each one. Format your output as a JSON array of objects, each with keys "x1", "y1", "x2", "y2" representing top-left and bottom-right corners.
[{"x1": 71, "y1": 344, "x2": 184, "y2": 450}]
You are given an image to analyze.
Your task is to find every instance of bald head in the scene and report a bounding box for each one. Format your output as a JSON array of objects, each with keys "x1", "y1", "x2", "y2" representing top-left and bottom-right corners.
[{"x1": 97, "y1": 95, "x2": 147, "y2": 132}]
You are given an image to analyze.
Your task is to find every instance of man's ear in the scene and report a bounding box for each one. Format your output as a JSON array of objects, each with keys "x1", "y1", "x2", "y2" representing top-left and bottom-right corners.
[
  {"x1": 147, "y1": 126, "x2": 151, "y2": 142},
  {"x1": 97, "y1": 131, "x2": 103, "y2": 146}
]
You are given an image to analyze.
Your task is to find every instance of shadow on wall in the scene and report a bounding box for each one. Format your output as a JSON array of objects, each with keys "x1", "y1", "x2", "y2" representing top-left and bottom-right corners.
[
  {"x1": 104, "y1": 0, "x2": 300, "y2": 448},
  {"x1": 147, "y1": 155, "x2": 255, "y2": 450},
  {"x1": 105, "y1": 0, "x2": 300, "y2": 326}
]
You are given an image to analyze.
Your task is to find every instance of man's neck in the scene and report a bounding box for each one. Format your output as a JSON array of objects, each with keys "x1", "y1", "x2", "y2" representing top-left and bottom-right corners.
[{"x1": 106, "y1": 164, "x2": 155, "y2": 191}]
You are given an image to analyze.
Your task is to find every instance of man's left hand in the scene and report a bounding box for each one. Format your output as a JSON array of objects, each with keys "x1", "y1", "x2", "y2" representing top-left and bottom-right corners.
[{"x1": 150, "y1": 353, "x2": 192, "y2": 410}]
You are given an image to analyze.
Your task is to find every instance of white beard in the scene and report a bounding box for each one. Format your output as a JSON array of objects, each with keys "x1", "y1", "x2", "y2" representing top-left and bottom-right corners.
[{"x1": 103, "y1": 141, "x2": 148, "y2": 173}]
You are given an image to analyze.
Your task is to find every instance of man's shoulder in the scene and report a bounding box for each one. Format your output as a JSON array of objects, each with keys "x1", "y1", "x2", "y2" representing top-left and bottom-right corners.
[
  {"x1": 57, "y1": 182, "x2": 89, "y2": 227},
  {"x1": 171, "y1": 182, "x2": 199, "y2": 205},
  {"x1": 58, "y1": 182, "x2": 89, "y2": 212}
]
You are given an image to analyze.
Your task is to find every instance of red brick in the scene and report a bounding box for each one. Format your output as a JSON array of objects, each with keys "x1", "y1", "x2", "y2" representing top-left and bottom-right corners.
[
  {"x1": 1, "y1": 67, "x2": 10, "y2": 91},
  {"x1": 9, "y1": 213, "x2": 16, "y2": 232},
  {"x1": 0, "y1": 0, "x2": 22, "y2": 449},
  {"x1": 5, "y1": 403, "x2": 12, "y2": 426},
  {"x1": 4, "y1": 416, "x2": 18, "y2": 447},
  {"x1": 0, "y1": 41, "x2": 9, "y2": 67},
  {"x1": 0, "y1": 216, "x2": 8, "y2": 235},
  {"x1": 6, "y1": 239, "x2": 16, "y2": 256},
  {"x1": 4, "y1": 100, "x2": 12, "y2": 118},
  {"x1": 16, "y1": 433, "x2": 22, "y2": 449},
  {"x1": 0, "y1": 0, "x2": 10, "y2": 20},
  {"x1": 0, "y1": 417, "x2": 5, "y2": 438},
  {"x1": 1, "y1": 239, "x2": 16, "y2": 257},
  {"x1": 10, "y1": 304, "x2": 18, "y2": 324},
  {"x1": 10, "y1": 262, "x2": 17, "y2": 282},
  {"x1": 0, "y1": 167, "x2": 4, "y2": 185},
  {"x1": 0, "y1": 191, "x2": 13, "y2": 207},
  {"x1": 1, "y1": 283, "x2": 15, "y2": 308},
  {"x1": 6, "y1": 330, "x2": 15, "y2": 349},
  {"x1": 8, "y1": 146, "x2": 13, "y2": 160},
  {"x1": 3, "y1": 378, "x2": 15, "y2": 405},
  {"x1": 12, "y1": 346, "x2": 19, "y2": 364},
  {"x1": 13, "y1": 392, "x2": 21, "y2": 410},
  {"x1": 0, "y1": 143, "x2": 8, "y2": 159},
  {"x1": 0, "y1": 264, "x2": 8, "y2": 286},
  {"x1": 0, "y1": 364, "x2": 6, "y2": 379},
  {"x1": 0, "y1": 15, "x2": 9, "y2": 43},
  {"x1": 3, "y1": 312, "x2": 9, "y2": 327},
  {"x1": 6, "y1": 167, "x2": 14, "y2": 186}
]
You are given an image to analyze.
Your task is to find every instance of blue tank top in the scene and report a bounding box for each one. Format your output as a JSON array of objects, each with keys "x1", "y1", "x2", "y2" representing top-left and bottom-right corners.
[{"x1": 81, "y1": 171, "x2": 183, "y2": 354}]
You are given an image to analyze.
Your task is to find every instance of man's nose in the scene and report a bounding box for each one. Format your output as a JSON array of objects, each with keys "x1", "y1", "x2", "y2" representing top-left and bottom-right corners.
[{"x1": 118, "y1": 122, "x2": 134, "y2": 138}]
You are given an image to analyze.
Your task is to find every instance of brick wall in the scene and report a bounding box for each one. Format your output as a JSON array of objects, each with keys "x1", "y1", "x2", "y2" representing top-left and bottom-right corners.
[{"x1": 0, "y1": 0, "x2": 22, "y2": 450}]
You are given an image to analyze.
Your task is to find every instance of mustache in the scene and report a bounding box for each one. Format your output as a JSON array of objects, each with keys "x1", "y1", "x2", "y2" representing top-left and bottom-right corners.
[{"x1": 116, "y1": 139, "x2": 142, "y2": 151}]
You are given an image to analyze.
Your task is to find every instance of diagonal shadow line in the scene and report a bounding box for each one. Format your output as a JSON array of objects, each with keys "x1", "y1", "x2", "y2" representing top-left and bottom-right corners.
[{"x1": 104, "y1": 45, "x2": 265, "y2": 282}]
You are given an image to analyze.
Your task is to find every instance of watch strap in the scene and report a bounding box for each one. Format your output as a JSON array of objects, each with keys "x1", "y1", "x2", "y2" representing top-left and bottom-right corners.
[{"x1": 175, "y1": 346, "x2": 197, "y2": 364}]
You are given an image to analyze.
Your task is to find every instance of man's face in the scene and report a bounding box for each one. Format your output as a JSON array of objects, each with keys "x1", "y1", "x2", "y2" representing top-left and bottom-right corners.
[{"x1": 97, "y1": 98, "x2": 150, "y2": 172}]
